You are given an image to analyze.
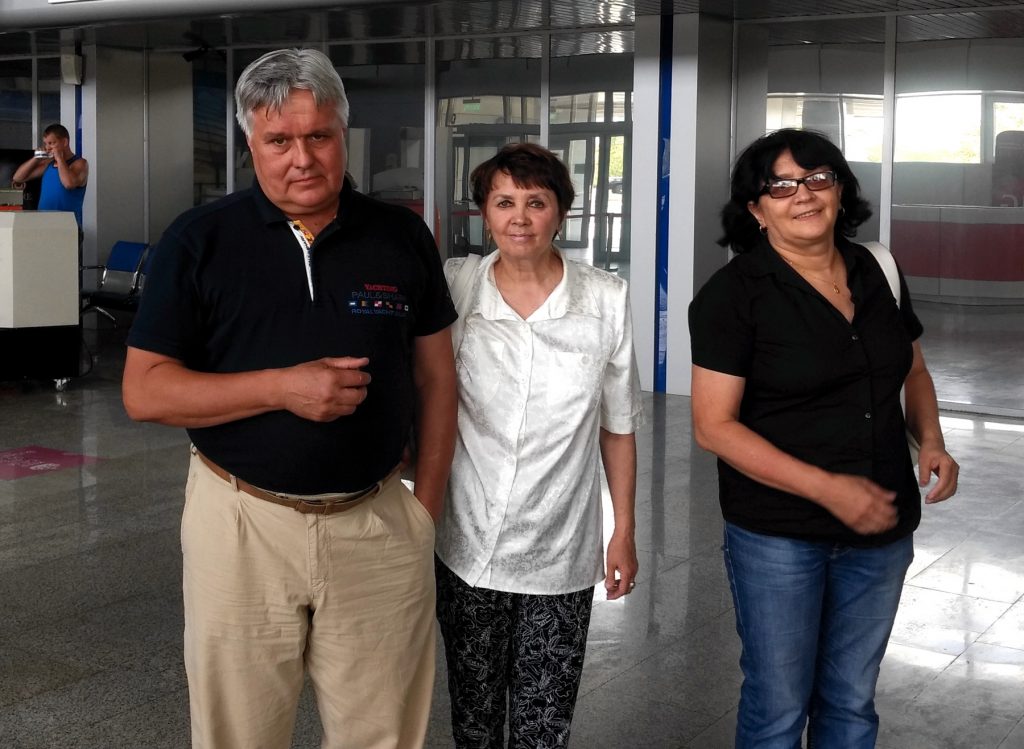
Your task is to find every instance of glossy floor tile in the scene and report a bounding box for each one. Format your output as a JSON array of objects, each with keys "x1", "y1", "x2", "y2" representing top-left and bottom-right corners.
[
  {"x1": 0, "y1": 323, "x2": 1021, "y2": 749},
  {"x1": 916, "y1": 301, "x2": 1024, "y2": 418}
]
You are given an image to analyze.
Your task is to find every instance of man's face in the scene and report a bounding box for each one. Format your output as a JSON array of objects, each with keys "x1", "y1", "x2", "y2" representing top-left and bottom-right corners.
[
  {"x1": 42, "y1": 133, "x2": 68, "y2": 157},
  {"x1": 247, "y1": 89, "x2": 347, "y2": 220}
]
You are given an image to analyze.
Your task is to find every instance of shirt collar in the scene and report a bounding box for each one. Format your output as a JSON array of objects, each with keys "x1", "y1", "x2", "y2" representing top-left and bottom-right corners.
[
  {"x1": 250, "y1": 175, "x2": 353, "y2": 228},
  {"x1": 742, "y1": 236, "x2": 868, "y2": 289},
  {"x1": 741, "y1": 238, "x2": 876, "y2": 309},
  {"x1": 469, "y1": 247, "x2": 603, "y2": 322}
]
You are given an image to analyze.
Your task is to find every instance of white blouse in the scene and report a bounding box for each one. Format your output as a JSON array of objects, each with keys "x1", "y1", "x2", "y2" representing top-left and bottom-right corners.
[{"x1": 435, "y1": 249, "x2": 644, "y2": 595}]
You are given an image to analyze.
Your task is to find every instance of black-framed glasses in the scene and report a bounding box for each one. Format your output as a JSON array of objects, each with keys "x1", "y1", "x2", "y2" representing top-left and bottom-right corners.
[{"x1": 761, "y1": 171, "x2": 837, "y2": 199}]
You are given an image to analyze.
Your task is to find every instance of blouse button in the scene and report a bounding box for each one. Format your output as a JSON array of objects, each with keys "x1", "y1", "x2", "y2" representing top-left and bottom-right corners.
[
  {"x1": 864, "y1": 412, "x2": 872, "y2": 419},
  {"x1": 851, "y1": 334, "x2": 859, "y2": 341}
]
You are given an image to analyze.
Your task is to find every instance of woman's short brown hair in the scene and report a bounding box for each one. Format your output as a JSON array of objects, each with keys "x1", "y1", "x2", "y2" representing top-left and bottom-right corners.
[{"x1": 470, "y1": 142, "x2": 575, "y2": 217}]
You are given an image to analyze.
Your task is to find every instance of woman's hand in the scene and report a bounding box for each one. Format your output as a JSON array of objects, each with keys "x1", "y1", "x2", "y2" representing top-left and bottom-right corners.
[
  {"x1": 605, "y1": 529, "x2": 638, "y2": 600},
  {"x1": 917, "y1": 441, "x2": 959, "y2": 504},
  {"x1": 904, "y1": 341, "x2": 959, "y2": 505},
  {"x1": 599, "y1": 429, "x2": 639, "y2": 600},
  {"x1": 822, "y1": 473, "x2": 898, "y2": 535}
]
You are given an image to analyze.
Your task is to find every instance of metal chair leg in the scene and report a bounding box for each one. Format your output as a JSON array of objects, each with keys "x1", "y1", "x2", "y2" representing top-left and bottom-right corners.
[{"x1": 81, "y1": 305, "x2": 118, "y2": 328}]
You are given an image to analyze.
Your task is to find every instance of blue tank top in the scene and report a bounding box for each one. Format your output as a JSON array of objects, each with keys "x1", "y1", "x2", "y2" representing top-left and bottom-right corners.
[{"x1": 39, "y1": 154, "x2": 86, "y2": 227}]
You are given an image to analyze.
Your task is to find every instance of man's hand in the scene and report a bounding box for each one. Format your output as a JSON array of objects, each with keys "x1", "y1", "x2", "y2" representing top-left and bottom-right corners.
[
  {"x1": 280, "y1": 357, "x2": 371, "y2": 422},
  {"x1": 11, "y1": 149, "x2": 50, "y2": 185}
]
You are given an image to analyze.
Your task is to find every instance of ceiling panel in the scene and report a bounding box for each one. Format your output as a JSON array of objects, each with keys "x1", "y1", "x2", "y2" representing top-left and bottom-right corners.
[
  {"x1": 429, "y1": 0, "x2": 547, "y2": 36},
  {"x1": 9, "y1": 0, "x2": 1024, "y2": 54},
  {"x1": 756, "y1": 8, "x2": 1024, "y2": 46},
  {"x1": 550, "y1": 29, "x2": 635, "y2": 57},
  {"x1": 762, "y1": 17, "x2": 887, "y2": 46},
  {"x1": 330, "y1": 39, "x2": 425, "y2": 65},
  {"x1": 230, "y1": 13, "x2": 315, "y2": 46},
  {"x1": 436, "y1": 34, "x2": 544, "y2": 61},
  {"x1": 722, "y1": 0, "x2": 1024, "y2": 20},
  {"x1": 899, "y1": 10, "x2": 1024, "y2": 41},
  {"x1": 327, "y1": 5, "x2": 427, "y2": 39},
  {"x1": 550, "y1": 0, "x2": 634, "y2": 28}
]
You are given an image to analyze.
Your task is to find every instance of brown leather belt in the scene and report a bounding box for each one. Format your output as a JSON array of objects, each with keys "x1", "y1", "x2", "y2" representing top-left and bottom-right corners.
[{"x1": 195, "y1": 450, "x2": 395, "y2": 515}]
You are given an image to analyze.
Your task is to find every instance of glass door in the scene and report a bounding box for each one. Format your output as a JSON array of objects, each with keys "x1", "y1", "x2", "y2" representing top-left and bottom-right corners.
[{"x1": 550, "y1": 130, "x2": 631, "y2": 276}]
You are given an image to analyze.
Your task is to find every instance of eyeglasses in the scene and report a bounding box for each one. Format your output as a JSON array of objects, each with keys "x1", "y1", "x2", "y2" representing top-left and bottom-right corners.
[{"x1": 761, "y1": 171, "x2": 837, "y2": 199}]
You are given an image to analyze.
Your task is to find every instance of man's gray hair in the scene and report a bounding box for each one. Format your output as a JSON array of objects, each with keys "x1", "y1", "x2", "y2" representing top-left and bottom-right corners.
[{"x1": 235, "y1": 48, "x2": 349, "y2": 137}]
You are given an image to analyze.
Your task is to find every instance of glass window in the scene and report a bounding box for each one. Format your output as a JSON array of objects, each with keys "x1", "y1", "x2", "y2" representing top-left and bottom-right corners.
[
  {"x1": 766, "y1": 96, "x2": 841, "y2": 146},
  {"x1": 0, "y1": 59, "x2": 33, "y2": 150},
  {"x1": 330, "y1": 41, "x2": 425, "y2": 221},
  {"x1": 992, "y1": 99, "x2": 1024, "y2": 159},
  {"x1": 892, "y1": 23, "x2": 1024, "y2": 417},
  {"x1": 894, "y1": 93, "x2": 981, "y2": 163},
  {"x1": 435, "y1": 36, "x2": 543, "y2": 258},
  {"x1": 842, "y1": 96, "x2": 883, "y2": 163},
  {"x1": 766, "y1": 94, "x2": 883, "y2": 162},
  {"x1": 38, "y1": 58, "x2": 61, "y2": 129},
  {"x1": 549, "y1": 30, "x2": 633, "y2": 277},
  {"x1": 194, "y1": 55, "x2": 228, "y2": 205},
  {"x1": 758, "y1": 29, "x2": 885, "y2": 253}
]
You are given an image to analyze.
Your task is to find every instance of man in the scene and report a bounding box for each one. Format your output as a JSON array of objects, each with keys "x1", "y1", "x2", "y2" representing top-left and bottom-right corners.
[
  {"x1": 122, "y1": 48, "x2": 457, "y2": 749},
  {"x1": 12, "y1": 123, "x2": 88, "y2": 228}
]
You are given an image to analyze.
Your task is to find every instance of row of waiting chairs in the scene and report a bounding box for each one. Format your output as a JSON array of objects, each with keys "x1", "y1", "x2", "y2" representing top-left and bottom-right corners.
[{"x1": 80, "y1": 240, "x2": 151, "y2": 326}]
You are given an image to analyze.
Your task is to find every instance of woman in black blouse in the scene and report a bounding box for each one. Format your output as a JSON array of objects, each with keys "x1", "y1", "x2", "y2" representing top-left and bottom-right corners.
[{"x1": 688, "y1": 129, "x2": 958, "y2": 748}]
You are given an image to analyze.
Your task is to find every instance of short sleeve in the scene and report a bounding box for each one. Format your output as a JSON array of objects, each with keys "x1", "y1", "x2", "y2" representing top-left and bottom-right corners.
[
  {"x1": 410, "y1": 221, "x2": 457, "y2": 337},
  {"x1": 126, "y1": 226, "x2": 202, "y2": 362},
  {"x1": 688, "y1": 265, "x2": 754, "y2": 377},
  {"x1": 443, "y1": 256, "x2": 464, "y2": 286},
  {"x1": 600, "y1": 282, "x2": 644, "y2": 434}
]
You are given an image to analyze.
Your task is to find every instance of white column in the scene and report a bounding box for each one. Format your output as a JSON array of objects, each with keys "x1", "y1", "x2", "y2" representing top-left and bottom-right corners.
[
  {"x1": 629, "y1": 15, "x2": 662, "y2": 392},
  {"x1": 664, "y1": 14, "x2": 734, "y2": 396}
]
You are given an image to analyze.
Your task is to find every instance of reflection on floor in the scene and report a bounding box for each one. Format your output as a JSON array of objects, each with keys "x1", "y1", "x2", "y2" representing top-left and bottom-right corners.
[
  {"x1": 1, "y1": 326, "x2": 1022, "y2": 749},
  {"x1": 915, "y1": 300, "x2": 1024, "y2": 418}
]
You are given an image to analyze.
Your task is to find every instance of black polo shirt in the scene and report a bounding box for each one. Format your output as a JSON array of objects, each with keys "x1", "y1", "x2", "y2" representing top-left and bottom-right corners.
[
  {"x1": 128, "y1": 179, "x2": 456, "y2": 494},
  {"x1": 688, "y1": 238, "x2": 924, "y2": 547}
]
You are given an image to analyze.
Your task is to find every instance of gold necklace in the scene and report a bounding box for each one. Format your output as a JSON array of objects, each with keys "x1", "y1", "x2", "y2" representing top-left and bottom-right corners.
[{"x1": 783, "y1": 250, "x2": 841, "y2": 295}]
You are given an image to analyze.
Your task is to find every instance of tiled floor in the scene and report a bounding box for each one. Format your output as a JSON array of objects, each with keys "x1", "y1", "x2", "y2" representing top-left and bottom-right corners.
[
  {"x1": 1, "y1": 323, "x2": 1022, "y2": 749},
  {"x1": 916, "y1": 300, "x2": 1024, "y2": 418}
]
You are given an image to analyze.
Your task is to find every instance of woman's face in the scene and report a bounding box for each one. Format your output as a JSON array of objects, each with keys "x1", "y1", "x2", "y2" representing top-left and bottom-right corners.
[
  {"x1": 747, "y1": 149, "x2": 843, "y2": 252},
  {"x1": 482, "y1": 171, "x2": 563, "y2": 262}
]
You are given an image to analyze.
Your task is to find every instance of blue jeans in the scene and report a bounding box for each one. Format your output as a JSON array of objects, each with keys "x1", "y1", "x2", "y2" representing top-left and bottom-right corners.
[{"x1": 723, "y1": 523, "x2": 913, "y2": 749}]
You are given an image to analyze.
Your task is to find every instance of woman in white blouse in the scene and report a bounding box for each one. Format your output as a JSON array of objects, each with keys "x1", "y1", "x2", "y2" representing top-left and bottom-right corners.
[{"x1": 435, "y1": 142, "x2": 644, "y2": 748}]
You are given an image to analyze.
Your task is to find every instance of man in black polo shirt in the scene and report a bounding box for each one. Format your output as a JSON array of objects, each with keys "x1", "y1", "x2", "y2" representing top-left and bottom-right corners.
[{"x1": 122, "y1": 48, "x2": 457, "y2": 749}]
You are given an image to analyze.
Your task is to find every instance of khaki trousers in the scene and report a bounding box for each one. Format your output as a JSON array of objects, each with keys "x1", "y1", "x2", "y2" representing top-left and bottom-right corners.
[{"x1": 182, "y1": 452, "x2": 437, "y2": 749}]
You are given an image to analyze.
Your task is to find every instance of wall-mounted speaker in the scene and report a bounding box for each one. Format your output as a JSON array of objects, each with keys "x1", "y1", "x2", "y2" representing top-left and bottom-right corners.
[{"x1": 60, "y1": 53, "x2": 82, "y2": 85}]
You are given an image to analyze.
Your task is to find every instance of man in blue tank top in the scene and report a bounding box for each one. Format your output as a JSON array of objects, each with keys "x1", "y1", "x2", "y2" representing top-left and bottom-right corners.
[{"x1": 12, "y1": 123, "x2": 88, "y2": 228}]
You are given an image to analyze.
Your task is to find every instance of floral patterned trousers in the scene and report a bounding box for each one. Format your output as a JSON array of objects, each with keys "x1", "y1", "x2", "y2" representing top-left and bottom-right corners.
[{"x1": 435, "y1": 557, "x2": 594, "y2": 749}]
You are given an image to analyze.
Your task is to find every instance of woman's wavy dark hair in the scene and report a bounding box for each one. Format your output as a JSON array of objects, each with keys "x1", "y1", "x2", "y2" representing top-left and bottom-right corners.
[
  {"x1": 470, "y1": 142, "x2": 575, "y2": 217},
  {"x1": 719, "y1": 128, "x2": 872, "y2": 253}
]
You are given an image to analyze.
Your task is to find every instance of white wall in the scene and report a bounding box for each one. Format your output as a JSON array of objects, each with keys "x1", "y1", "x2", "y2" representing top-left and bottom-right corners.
[
  {"x1": 768, "y1": 43, "x2": 884, "y2": 95},
  {"x1": 734, "y1": 24, "x2": 769, "y2": 160},
  {"x1": 147, "y1": 52, "x2": 193, "y2": 244},
  {"x1": 664, "y1": 14, "x2": 733, "y2": 396},
  {"x1": 666, "y1": 16, "x2": 698, "y2": 397},
  {"x1": 93, "y1": 45, "x2": 146, "y2": 259},
  {"x1": 630, "y1": 13, "x2": 735, "y2": 396},
  {"x1": 629, "y1": 15, "x2": 661, "y2": 392},
  {"x1": 80, "y1": 48, "x2": 97, "y2": 264}
]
